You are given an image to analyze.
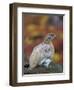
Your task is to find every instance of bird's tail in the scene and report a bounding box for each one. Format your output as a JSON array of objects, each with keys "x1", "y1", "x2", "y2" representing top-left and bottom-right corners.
[{"x1": 24, "y1": 64, "x2": 29, "y2": 68}]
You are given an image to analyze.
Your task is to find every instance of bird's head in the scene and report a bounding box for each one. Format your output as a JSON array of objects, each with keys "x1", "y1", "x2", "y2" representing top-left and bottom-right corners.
[{"x1": 44, "y1": 33, "x2": 56, "y2": 44}]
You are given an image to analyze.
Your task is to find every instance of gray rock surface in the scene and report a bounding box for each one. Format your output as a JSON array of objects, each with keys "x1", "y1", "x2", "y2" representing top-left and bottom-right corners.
[{"x1": 24, "y1": 62, "x2": 63, "y2": 74}]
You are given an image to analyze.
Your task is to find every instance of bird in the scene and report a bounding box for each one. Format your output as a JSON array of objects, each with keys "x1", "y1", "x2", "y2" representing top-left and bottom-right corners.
[{"x1": 28, "y1": 33, "x2": 56, "y2": 70}]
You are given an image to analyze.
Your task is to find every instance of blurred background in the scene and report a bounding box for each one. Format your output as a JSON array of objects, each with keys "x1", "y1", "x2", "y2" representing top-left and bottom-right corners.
[{"x1": 22, "y1": 14, "x2": 63, "y2": 66}]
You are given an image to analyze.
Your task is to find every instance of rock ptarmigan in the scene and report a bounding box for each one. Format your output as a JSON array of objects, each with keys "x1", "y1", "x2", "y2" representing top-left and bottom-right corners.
[{"x1": 29, "y1": 33, "x2": 56, "y2": 70}]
